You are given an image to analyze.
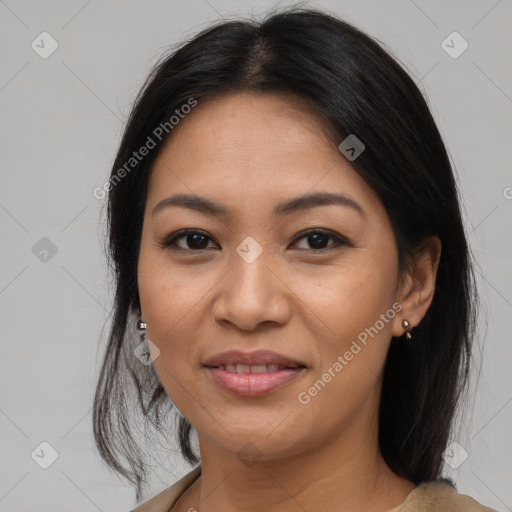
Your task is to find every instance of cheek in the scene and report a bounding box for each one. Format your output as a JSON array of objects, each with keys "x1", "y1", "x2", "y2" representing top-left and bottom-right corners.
[
  {"x1": 137, "y1": 256, "x2": 220, "y2": 401},
  {"x1": 139, "y1": 274, "x2": 200, "y2": 415},
  {"x1": 286, "y1": 257, "x2": 398, "y2": 402},
  {"x1": 139, "y1": 273, "x2": 201, "y2": 364},
  {"x1": 138, "y1": 244, "x2": 214, "y2": 331},
  {"x1": 287, "y1": 265, "x2": 396, "y2": 434},
  {"x1": 291, "y1": 256, "x2": 397, "y2": 337},
  {"x1": 137, "y1": 256, "x2": 187, "y2": 366}
]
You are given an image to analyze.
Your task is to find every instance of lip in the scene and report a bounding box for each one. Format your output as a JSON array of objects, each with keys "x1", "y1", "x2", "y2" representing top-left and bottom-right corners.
[
  {"x1": 204, "y1": 366, "x2": 306, "y2": 397},
  {"x1": 202, "y1": 350, "x2": 307, "y2": 397},
  {"x1": 202, "y1": 350, "x2": 306, "y2": 368}
]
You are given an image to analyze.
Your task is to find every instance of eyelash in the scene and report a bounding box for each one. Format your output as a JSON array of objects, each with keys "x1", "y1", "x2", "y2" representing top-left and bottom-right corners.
[{"x1": 160, "y1": 228, "x2": 349, "y2": 255}]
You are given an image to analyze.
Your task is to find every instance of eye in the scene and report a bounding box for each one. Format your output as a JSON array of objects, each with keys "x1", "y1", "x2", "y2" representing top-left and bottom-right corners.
[
  {"x1": 291, "y1": 229, "x2": 348, "y2": 253},
  {"x1": 161, "y1": 229, "x2": 219, "y2": 252}
]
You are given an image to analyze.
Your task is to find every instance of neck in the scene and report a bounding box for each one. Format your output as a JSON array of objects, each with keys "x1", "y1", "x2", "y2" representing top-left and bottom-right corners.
[{"x1": 183, "y1": 395, "x2": 415, "y2": 512}]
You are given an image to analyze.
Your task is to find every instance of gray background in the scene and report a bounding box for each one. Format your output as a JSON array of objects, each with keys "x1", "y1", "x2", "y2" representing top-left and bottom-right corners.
[{"x1": 1, "y1": 0, "x2": 511, "y2": 510}]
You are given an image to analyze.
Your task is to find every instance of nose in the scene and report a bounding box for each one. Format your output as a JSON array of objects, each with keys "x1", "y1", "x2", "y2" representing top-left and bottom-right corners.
[{"x1": 210, "y1": 246, "x2": 292, "y2": 332}]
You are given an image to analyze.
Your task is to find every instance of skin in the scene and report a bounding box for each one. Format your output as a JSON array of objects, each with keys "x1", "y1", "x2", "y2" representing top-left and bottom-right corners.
[{"x1": 137, "y1": 92, "x2": 441, "y2": 512}]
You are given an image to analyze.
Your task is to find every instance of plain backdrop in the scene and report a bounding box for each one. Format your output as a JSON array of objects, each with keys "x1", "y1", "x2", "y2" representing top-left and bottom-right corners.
[{"x1": 0, "y1": 0, "x2": 511, "y2": 511}]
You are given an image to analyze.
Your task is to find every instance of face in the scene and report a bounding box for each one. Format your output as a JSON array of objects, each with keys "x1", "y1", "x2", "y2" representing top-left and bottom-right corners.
[{"x1": 137, "y1": 92, "x2": 408, "y2": 462}]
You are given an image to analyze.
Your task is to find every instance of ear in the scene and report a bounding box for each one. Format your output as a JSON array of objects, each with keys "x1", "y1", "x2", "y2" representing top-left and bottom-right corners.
[{"x1": 392, "y1": 235, "x2": 442, "y2": 337}]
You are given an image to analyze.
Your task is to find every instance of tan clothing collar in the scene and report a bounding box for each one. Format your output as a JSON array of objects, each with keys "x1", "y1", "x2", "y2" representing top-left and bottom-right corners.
[{"x1": 130, "y1": 465, "x2": 498, "y2": 512}]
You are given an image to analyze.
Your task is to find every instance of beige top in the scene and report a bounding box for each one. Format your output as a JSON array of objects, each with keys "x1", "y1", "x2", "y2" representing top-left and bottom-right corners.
[{"x1": 129, "y1": 465, "x2": 499, "y2": 512}]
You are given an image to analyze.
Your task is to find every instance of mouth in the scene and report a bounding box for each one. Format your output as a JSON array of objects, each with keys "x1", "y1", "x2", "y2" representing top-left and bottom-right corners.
[
  {"x1": 202, "y1": 350, "x2": 308, "y2": 396},
  {"x1": 203, "y1": 363, "x2": 307, "y2": 396},
  {"x1": 204, "y1": 363, "x2": 307, "y2": 373},
  {"x1": 202, "y1": 350, "x2": 307, "y2": 369}
]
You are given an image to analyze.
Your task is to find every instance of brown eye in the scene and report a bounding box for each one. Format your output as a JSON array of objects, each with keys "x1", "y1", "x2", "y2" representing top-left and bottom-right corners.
[
  {"x1": 161, "y1": 230, "x2": 218, "y2": 251},
  {"x1": 292, "y1": 229, "x2": 348, "y2": 253}
]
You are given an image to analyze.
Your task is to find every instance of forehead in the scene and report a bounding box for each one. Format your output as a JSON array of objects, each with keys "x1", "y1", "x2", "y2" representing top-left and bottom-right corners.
[
  {"x1": 153, "y1": 92, "x2": 335, "y2": 169},
  {"x1": 147, "y1": 92, "x2": 384, "y2": 219}
]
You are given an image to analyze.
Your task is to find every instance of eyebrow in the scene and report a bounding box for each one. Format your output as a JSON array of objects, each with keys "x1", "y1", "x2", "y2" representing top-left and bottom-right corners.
[{"x1": 152, "y1": 191, "x2": 365, "y2": 218}]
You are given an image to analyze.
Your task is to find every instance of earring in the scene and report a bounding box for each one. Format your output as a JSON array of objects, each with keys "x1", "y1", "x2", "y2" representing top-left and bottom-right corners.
[
  {"x1": 402, "y1": 319, "x2": 413, "y2": 340},
  {"x1": 135, "y1": 318, "x2": 159, "y2": 365}
]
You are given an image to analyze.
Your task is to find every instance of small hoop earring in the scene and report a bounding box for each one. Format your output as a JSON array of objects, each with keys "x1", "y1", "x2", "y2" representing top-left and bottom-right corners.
[{"x1": 402, "y1": 319, "x2": 413, "y2": 340}]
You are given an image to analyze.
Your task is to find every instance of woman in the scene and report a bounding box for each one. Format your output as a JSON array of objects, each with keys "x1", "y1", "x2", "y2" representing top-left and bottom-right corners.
[{"x1": 92, "y1": 6, "x2": 499, "y2": 511}]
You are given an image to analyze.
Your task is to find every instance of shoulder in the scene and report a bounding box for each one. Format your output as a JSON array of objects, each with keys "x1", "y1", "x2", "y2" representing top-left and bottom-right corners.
[
  {"x1": 129, "y1": 465, "x2": 202, "y2": 512},
  {"x1": 392, "y1": 479, "x2": 500, "y2": 512}
]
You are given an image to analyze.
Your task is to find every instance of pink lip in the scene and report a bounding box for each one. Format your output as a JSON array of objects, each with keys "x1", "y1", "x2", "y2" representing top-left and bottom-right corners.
[
  {"x1": 205, "y1": 366, "x2": 306, "y2": 397},
  {"x1": 202, "y1": 349, "x2": 306, "y2": 368}
]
